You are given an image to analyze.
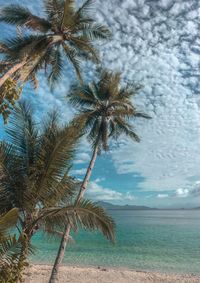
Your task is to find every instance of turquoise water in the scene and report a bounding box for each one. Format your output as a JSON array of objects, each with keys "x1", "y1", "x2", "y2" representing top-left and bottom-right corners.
[{"x1": 30, "y1": 210, "x2": 200, "y2": 274}]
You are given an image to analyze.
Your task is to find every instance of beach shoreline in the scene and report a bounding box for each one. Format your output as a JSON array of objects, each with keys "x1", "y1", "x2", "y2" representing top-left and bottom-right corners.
[{"x1": 24, "y1": 264, "x2": 200, "y2": 283}]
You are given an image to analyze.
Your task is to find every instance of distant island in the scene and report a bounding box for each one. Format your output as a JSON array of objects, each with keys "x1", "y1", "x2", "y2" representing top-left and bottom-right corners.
[
  {"x1": 96, "y1": 201, "x2": 156, "y2": 210},
  {"x1": 97, "y1": 201, "x2": 200, "y2": 210}
]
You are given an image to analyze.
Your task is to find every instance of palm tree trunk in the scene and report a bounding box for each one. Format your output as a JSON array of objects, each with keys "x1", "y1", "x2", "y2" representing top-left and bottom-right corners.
[
  {"x1": 75, "y1": 143, "x2": 99, "y2": 203},
  {"x1": 49, "y1": 142, "x2": 99, "y2": 283},
  {"x1": 0, "y1": 61, "x2": 26, "y2": 88},
  {"x1": 49, "y1": 225, "x2": 71, "y2": 283}
]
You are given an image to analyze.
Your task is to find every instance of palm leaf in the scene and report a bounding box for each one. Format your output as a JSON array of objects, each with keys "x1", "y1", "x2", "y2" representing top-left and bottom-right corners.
[
  {"x1": 70, "y1": 36, "x2": 99, "y2": 63},
  {"x1": 48, "y1": 47, "x2": 64, "y2": 87},
  {"x1": 0, "y1": 209, "x2": 18, "y2": 238},
  {"x1": 0, "y1": 236, "x2": 20, "y2": 267},
  {"x1": 81, "y1": 23, "x2": 111, "y2": 40},
  {"x1": 41, "y1": 199, "x2": 115, "y2": 242},
  {"x1": 68, "y1": 69, "x2": 151, "y2": 150},
  {"x1": 32, "y1": 115, "x2": 81, "y2": 205},
  {"x1": 4, "y1": 35, "x2": 47, "y2": 61},
  {"x1": 62, "y1": 43, "x2": 82, "y2": 82},
  {"x1": 44, "y1": 0, "x2": 64, "y2": 31},
  {"x1": 77, "y1": 0, "x2": 94, "y2": 16},
  {"x1": 61, "y1": 0, "x2": 76, "y2": 29},
  {"x1": 113, "y1": 117, "x2": 140, "y2": 142},
  {"x1": 0, "y1": 4, "x2": 51, "y2": 32}
]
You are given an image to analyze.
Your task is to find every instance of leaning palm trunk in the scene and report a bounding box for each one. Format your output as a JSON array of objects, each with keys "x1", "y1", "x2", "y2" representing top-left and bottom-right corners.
[
  {"x1": 49, "y1": 142, "x2": 99, "y2": 283},
  {"x1": 0, "y1": 61, "x2": 26, "y2": 88}
]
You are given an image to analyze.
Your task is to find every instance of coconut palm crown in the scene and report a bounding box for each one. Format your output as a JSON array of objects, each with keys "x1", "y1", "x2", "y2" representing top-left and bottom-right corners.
[
  {"x1": 69, "y1": 70, "x2": 151, "y2": 151},
  {"x1": 0, "y1": 0, "x2": 111, "y2": 85}
]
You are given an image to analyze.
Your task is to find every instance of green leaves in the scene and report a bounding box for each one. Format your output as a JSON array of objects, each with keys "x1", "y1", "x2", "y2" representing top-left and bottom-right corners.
[
  {"x1": 77, "y1": 0, "x2": 94, "y2": 17},
  {"x1": 0, "y1": 102, "x2": 116, "y2": 281},
  {"x1": 44, "y1": 0, "x2": 64, "y2": 31},
  {"x1": 68, "y1": 70, "x2": 151, "y2": 151},
  {"x1": 4, "y1": 35, "x2": 48, "y2": 61},
  {"x1": 0, "y1": 209, "x2": 21, "y2": 278},
  {"x1": 81, "y1": 23, "x2": 112, "y2": 41},
  {"x1": 0, "y1": 209, "x2": 18, "y2": 238},
  {"x1": 1, "y1": 101, "x2": 81, "y2": 211},
  {"x1": 48, "y1": 47, "x2": 64, "y2": 87},
  {"x1": 61, "y1": 0, "x2": 76, "y2": 29},
  {"x1": 42, "y1": 199, "x2": 115, "y2": 243},
  {"x1": 62, "y1": 43, "x2": 82, "y2": 82},
  {"x1": 0, "y1": 78, "x2": 23, "y2": 124},
  {"x1": 0, "y1": 4, "x2": 51, "y2": 32},
  {"x1": 0, "y1": 0, "x2": 111, "y2": 96}
]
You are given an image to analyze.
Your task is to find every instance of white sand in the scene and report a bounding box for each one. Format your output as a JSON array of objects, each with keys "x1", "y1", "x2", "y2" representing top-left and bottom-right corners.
[{"x1": 24, "y1": 265, "x2": 200, "y2": 283}]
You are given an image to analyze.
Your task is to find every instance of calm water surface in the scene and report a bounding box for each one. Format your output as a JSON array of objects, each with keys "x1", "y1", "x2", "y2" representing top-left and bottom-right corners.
[{"x1": 30, "y1": 210, "x2": 200, "y2": 273}]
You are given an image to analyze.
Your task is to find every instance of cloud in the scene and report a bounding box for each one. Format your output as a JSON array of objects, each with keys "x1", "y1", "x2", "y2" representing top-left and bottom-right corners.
[
  {"x1": 96, "y1": 0, "x2": 200, "y2": 192},
  {"x1": 173, "y1": 188, "x2": 189, "y2": 198},
  {"x1": 184, "y1": 181, "x2": 200, "y2": 197},
  {"x1": 190, "y1": 185, "x2": 200, "y2": 196},
  {"x1": 71, "y1": 168, "x2": 87, "y2": 176},
  {"x1": 2, "y1": 0, "x2": 200, "y2": 198},
  {"x1": 86, "y1": 180, "x2": 135, "y2": 203},
  {"x1": 156, "y1": 181, "x2": 200, "y2": 199},
  {"x1": 74, "y1": 153, "x2": 90, "y2": 164},
  {"x1": 157, "y1": 194, "x2": 169, "y2": 199}
]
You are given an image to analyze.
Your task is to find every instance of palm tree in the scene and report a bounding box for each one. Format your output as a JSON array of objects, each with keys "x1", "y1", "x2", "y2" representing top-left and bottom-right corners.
[
  {"x1": 49, "y1": 70, "x2": 151, "y2": 282},
  {"x1": 0, "y1": 0, "x2": 111, "y2": 120},
  {"x1": 0, "y1": 101, "x2": 115, "y2": 282}
]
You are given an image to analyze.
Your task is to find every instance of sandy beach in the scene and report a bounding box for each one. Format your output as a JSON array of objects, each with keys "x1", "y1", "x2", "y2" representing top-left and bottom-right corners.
[{"x1": 24, "y1": 265, "x2": 200, "y2": 283}]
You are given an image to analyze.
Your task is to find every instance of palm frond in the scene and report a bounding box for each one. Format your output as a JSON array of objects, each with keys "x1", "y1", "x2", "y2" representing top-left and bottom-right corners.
[
  {"x1": 48, "y1": 47, "x2": 64, "y2": 87},
  {"x1": 0, "y1": 4, "x2": 51, "y2": 32},
  {"x1": 42, "y1": 199, "x2": 115, "y2": 243},
  {"x1": 4, "y1": 35, "x2": 47, "y2": 61},
  {"x1": 113, "y1": 117, "x2": 140, "y2": 142},
  {"x1": 62, "y1": 43, "x2": 82, "y2": 82},
  {"x1": 44, "y1": 0, "x2": 64, "y2": 31},
  {"x1": 0, "y1": 236, "x2": 20, "y2": 267},
  {"x1": 0, "y1": 209, "x2": 18, "y2": 238},
  {"x1": 68, "y1": 83, "x2": 97, "y2": 107},
  {"x1": 70, "y1": 36, "x2": 99, "y2": 63},
  {"x1": 61, "y1": 0, "x2": 75, "y2": 29},
  {"x1": 33, "y1": 116, "x2": 81, "y2": 205},
  {"x1": 134, "y1": 112, "x2": 152, "y2": 119},
  {"x1": 68, "y1": 69, "x2": 151, "y2": 150},
  {"x1": 6, "y1": 101, "x2": 37, "y2": 156},
  {"x1": 77, "y1": 0, "x2": 94, "y2": 16},
  {"x1": 0, "y1": 209, "x2": 21, "y2": 271},
  {"x1": 81, "y1": 23, "x2": 111, "y2": 40}
]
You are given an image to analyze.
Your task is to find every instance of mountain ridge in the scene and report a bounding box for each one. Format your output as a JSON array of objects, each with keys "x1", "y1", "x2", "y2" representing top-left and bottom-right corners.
[
  {"x1": 96, "y1": 201, "x2": 156, "y2": 210},
  {"x1": 96, "y1": 201, "x2": 200, "y2": 210}
]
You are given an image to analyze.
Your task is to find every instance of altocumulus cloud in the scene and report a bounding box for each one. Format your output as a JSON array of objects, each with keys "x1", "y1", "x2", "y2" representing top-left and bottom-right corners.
[
  {"x1": 1, "y1": 0, "x2": 200, "y2": 197},
  {"x1": 96, "y1": 0, "x2": 200, "y2": 192}
]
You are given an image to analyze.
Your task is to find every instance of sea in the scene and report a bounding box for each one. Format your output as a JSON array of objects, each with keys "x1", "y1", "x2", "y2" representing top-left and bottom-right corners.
[{"x1": 30, "y1": 210, "x2": 200, "y2": 274}]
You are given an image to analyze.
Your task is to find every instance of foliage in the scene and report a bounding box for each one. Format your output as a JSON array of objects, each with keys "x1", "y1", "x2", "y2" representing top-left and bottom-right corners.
[
  {"x1": 69, "y1": 69, "x2": 151, "y2": 151},
  {"x1": 0, "y1": 78, "x2": 23, "y2": 124},
  {"x1": 0, "y1": 208, "x2": 26, "y2": 283},
  {"x1": 0, "y1": 101, "x2": 115, "y2": 280},
  {"x1": 0, "y1": 0, "x2": 111, "y2": 85}
]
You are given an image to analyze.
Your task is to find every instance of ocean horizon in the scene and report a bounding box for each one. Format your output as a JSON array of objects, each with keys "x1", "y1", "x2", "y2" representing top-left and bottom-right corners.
[{"x1": 30, "y1": 210, "x2": 200, "y2": 274}]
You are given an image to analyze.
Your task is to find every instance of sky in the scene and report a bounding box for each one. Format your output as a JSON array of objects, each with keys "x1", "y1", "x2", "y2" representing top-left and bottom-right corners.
[{"x1": 1, "y1": 0, "x2": 200, "y2": 208}]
